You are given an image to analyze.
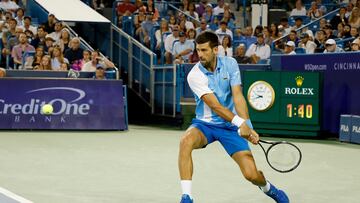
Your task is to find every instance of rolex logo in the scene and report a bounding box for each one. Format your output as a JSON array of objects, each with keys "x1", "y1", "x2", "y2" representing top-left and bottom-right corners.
[{"x1": 295, "y1": 76, "x2": 304, "y2": 87}]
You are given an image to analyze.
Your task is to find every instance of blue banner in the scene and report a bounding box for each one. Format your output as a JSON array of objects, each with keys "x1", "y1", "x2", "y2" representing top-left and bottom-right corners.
[
  {"x1": 272, "y1": 52, "x2": 360, "y2": 133},
  {"x1": 0, "y1": 78, "x2": 126, "y2": 130}
]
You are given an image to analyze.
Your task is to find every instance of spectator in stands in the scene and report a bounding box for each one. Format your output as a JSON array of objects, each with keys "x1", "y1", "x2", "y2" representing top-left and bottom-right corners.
[
  {"x1": 49, "y1": 21, "x2": 63, "y2": 44},
  {"x1": 348, "y1": 7, "x2": 360, "y2": 28},
  {"x1": 44, "y1": 34, "x2": 55, "y2": 54},
  {"x1": 234, "y1": 44, "x2": 251, "y2": 64},
  {"x1": 323, "y1": 24, "x2": 336, "y2": 39},
  {"x1": 298, "y1": 32, "x2": 317, "y2": 53},
  {"x1": 262, "y1": 26, "x2": 272, "y2": 45},
  {"x1": 223, "y1": 3, "x2": 235, "y2": 20},
  {"x1": 290, "y1": 0, "x2": 307, "y2": 16},
  {"x1": 32, "y1": 46, "x2": 44, "y2": 67},
  {"x1": 172, "y1": 31, "x2": 194, "y2": 64},
  {"x1": 323, "y1": 38, "x2": 344, "y2": 53},
  {"x1": 288, "y1": 30, "x2": 300, "y2": 46},
  {"x1": 180, "y1": 0, "x2": 189, "y2": 12},
  {"x1": 116, "y1": 0, "x2": 137, "y2": 16},
  {"x1": 11, "y1": 32, "x2": 35, "y2": 68},
  {"x1": 253, "y1": 25, "x2": 263, "y2": 37},
  {"x1": 82, "y1": 50, "x2": 115, "y2": 72},
  {"x1": 0, "y1": 0, "x2": 19, "y2": 13},
  {"x1": 95, "y1": 65, "x2": 106, "y2": 80},
  {"x1": 137, "y1": 12, "x2": 158, "y2": 48},
  {"x1": 64, "y1": 37, "x2": 83, "y2": 65},
  {"x1": 346, "y1": 2, "x2": 354, "y2": 18},
  {"x1": 316, "y1": 0, "x2": 327, "y2": 14},
  {"x1": 284, "y1": 41, "x2": 296, "y2": 55},
  {"x1": 185, "y1": 2, "x2": 199, "y2": 21},
  {"x1": 164, "y1": 25, "x2": 180, "y2": 64},
  {"x1": 217, "y1": 34, "x2": 232, "y2": 57},
  {"x1": 245, "y1": 33, "x2": 271, "y2": 64},
  {"x1": 350, "y1": 38, "x2": 360, "y2": 51},
  {"x1": 133, "y1": 7, "x2": 146, "y2": 38},
  {"x1": 31, "y1": 26, "x2": 47, "y2": 48},
  {"x1": 144, "y1": 0, "x2": 159, "y2": 21},
  {"x1": 24, "y1": 30, "x2": 34, "y2": 44},
  {"x1": 331, "y1": 6, "x2": 348, "y2": 30},
  {"x1": 343, "y1": 24, "x2": 352, "y2": 38},
  {"x1": 270, "y1": 23, "x2": 282, "y2": 40},
  {"x1": 279, "y1": 17, "x2": 290, "y2": 35},
  {"x1": 314, "y1": 30, "x2": 327, "y2": 52},
  {"x1": 43, "y1": 14, "x2": 56, "y2": 34},
  {"x1": 187, "y1": 28, "x2": 196, "y2": 42},
  {"x1": 220, "y1": 9, "x2": 235, "y2": 30},
  {"x1": 215, "y1": 21, "x2": 233, "y2": 42},
  {"x1": 335, "y1": 23, "x2": 346, "y2": 38},
  {"x1": 14, "y1": 8, "x2": 24, "y2": 26},
  {"x1": 168, "y1": 15, "x2": 178, "y2": 31},
  {"x1": 196, "y1": 18, "x2": 209, "y2": 36},
  {"x1": 34, "y1": 55, "x2": 51, "y2": 70},
  {"x1": 292, "y1": 17, "x2": 304, "y2": 31},
  {"x1": 51, "y1": 46, "x2": 69, "y2": 71},
  {"x1": 202, "y1": 3, "x2": 214, "y2": 24},
  {"x1": 350, "y1": 26, "x2": 359, "y2": 38},
  {"x1": 0, "y1": 67, "x2": 5, "y2": 77},
  {"x1": 21, "y1": 16, "x2": 37, "y2": 36},
  {"x1": 307, "y1": 1, "x2": 323, "y2": 19},
  {"x1": 2, "y1": 18, "x2": 16, "y2": 48},
  {"x1": 59, "y1": 28, "x2": 71, "y2": 53},
  {"x1": 155, "y1": 20, "x2": 170, "y2": 53},
  {"x1": 78, "y1": 50, "x2": 91, "y2": 71},
  {"x1": 3, "y1": 26, "x2": 23, "y2": 59},
  {"x1": 243, "y1": 26, "x2": 257, "y2": 49},
  {"x1": 179, "y1": 14, "x2": 195, "y2": 31},
  {"x1": 196, "y1": 0, "x2": 208, "y2": 18},
  {"x1": 213, "y1": 0, "x2": 225, "y2": 16}
]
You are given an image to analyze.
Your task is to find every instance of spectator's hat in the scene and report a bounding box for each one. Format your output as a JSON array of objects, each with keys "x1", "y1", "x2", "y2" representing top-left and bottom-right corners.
[
  {"x1": 45, "y1": 34, "x2": 55, "y2": 42},
  {"x1": 325, "y1": 39, "x2": 336, "y2": 45},
  {"x1": 351, "y1": 38, "x2": 359, "y2": 45},
  {"x1": 300, "y1": 32, "x2": 309, "y2": 39},
  {"x1": 206, "y1": 3, "x2": 213, "y2": 8},
  {"x1": 324, "y1": 24, "x2": 332, "y2": 30},
  {"x1": 96, "y1": 64, "x2": 105, "y2": 70},
  {"x1": 48, "y1": 13, "x2": 55, "y2": 17},
  {"x1": 285, "y1": 41, "x2": 295, "y2": 47},
  {"x1": 179, "y1": 31, "x2": 186, "y2": 37}
]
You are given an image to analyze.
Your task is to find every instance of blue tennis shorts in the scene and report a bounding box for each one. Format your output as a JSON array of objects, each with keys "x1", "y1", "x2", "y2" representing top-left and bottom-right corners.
[{"x1": 190, "y1": 119, "x2": 251, "y2": 156}]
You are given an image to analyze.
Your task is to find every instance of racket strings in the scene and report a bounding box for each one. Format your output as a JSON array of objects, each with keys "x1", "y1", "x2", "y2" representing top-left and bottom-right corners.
[{"x1": 267, "y1": 143, "x2": 301, "y2": 171}]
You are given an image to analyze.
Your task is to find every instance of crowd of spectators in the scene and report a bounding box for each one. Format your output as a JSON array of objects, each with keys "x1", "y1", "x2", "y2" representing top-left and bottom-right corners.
[
  {"x1": 0, "y1": 0, "x2": 115, "y2": 80},
  {"x1": 115, "y1": 0, "x2": 360, "y2": 65}
]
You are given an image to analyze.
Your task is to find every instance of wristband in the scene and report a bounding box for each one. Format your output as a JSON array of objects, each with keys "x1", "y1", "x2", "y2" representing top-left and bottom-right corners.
[{"x1": 231, "y1": 115, "x2": 245, "y2": 127}]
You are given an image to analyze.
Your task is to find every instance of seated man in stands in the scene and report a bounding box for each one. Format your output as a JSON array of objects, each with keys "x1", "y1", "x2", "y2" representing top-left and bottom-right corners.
[
  {"x1": 49, "y1": 21, "x2": 63, "y2": 44},
  {"x1": 245, "y1": 33, "x2": 271, "y2": 64},
  {"x1": 64, "y1": 37, "x2": 83, "y2": 66},
  {"x1": 215, "y1": 21, "x2": 233, "y2": 43},
  {"x1": 164, "y1": 25, "x2": 180, "y2": 64},
  {"x1": 0, "y1": 0, "x2": 19, "y2": 13},
  {"x1": 172, "y1": 31, "x2": 194, "y2": 64},
  {"x1": 31, "y1": 25, "x2": 47, "y2": 48},
  {"x1": 323, "y1": 39, "x2": 344, "y2": 53},
  {"x1": 11, "y1": 32, "x2": 35, "y2": 69},
  {"x1": 283, "y1": 41, "x2": 296, "y2": 55},
  {"x1": 195, "y1": 18, "x2": 209, "y2": 37},
  {"x1": 21, "y1": 16, "x2": 37, "y2": 36},
  {"x1": 95, "y1": 65, "x2": 106, "y2": 80},
  {"x1": 136, "y1": 12, "x2": 158, "y2": 48},
  {"x1": 314, "y1": 30, "x2": 327, "y2": 52},
  {"x1": 233, "y1": 44, "x2": 251, "y2": 64},
  {"x1": 82, "y1": 50, "x2": 115, "y2": 72},
  {"x1": 298, "y1": 32, "x2": 317, "y2": 54},
  {"x1": 350, "y1": 38, "x2": 360, "y2": 51},
  {"x1": 290, "y1": 0, "x2": 306, "y2": 16},
  {"x1": 243, "y1": 26, "x2": 257, "y2": 49}
]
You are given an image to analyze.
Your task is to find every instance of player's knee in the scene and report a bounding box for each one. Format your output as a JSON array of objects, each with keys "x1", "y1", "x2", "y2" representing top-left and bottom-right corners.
[
  {"x1": 243, "y1": 171, "x2": 259, "y2": 184},
  {"x1": 180, "y1": 132, "x2": 196, "y2": 150}
]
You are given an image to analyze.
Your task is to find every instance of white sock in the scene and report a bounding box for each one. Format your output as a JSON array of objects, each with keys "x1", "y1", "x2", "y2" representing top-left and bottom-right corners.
[
  {"x1": 260, "y1": 181, "x2": 271, "y2": 193},
  {"x1": 181, "y1": 180, "x2": 192, "y2": 198}
]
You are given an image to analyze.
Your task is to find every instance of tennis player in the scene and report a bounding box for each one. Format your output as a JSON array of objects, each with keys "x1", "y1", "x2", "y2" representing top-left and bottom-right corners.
[{"x1": 178, "y1": 31, "x2": 289, "y2": 203}]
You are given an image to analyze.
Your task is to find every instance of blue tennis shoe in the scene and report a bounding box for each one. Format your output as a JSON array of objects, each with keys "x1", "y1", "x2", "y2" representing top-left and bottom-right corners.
[
  {"x1": 180, "y1": 194, "x2": 193, "y2": 203},
  {"x1": 264, "y1": 183, "x2": 289, "y2": 203}
]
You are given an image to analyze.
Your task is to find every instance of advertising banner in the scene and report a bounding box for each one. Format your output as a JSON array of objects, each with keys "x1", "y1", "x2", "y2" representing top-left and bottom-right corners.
[{"x1": 0, "y1": 78, "x2": 126, "y2": 130}]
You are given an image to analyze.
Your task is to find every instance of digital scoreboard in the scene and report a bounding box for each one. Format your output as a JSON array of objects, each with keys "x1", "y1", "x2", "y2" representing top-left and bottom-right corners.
[{"x1": 243, "y1": 71, "x2": 322, "y2": 136}]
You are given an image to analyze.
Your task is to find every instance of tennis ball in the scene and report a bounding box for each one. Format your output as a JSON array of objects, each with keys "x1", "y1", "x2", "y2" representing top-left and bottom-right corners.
[{"x1": 42, "y1": 104, "x2": 53, "y2": 115}]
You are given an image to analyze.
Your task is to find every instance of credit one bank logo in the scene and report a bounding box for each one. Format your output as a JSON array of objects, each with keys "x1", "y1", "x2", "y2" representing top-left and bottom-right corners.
[{"x1": 0, "y1": 87, "x2": 90, "y2": 116}]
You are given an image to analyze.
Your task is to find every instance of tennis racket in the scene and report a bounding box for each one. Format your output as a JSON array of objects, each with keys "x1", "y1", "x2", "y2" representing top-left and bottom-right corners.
[{"x1": 258, "y1": 139, "x2": 302, "y2": 173}]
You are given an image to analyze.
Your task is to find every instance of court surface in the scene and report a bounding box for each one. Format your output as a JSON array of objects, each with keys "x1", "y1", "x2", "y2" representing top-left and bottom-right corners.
[{"x1": 0, "y1": 125, "x2": 359, "y2": 203}]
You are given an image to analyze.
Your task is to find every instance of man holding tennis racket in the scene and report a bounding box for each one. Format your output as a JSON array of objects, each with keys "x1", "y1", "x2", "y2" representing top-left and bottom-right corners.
[{"x1": 178, "y1": 31, "x2": 289, "y2": 203}]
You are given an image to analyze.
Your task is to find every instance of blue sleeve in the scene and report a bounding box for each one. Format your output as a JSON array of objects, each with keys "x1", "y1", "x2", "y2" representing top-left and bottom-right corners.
[{"x1": 228, "y1": 57, "x2": 242, "y2": 86}]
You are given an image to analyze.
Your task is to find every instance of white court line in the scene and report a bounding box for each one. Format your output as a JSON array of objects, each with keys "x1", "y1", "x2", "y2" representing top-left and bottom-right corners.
[{"x1": 0, "y1": 187, "x2": 33, "y2": 203}]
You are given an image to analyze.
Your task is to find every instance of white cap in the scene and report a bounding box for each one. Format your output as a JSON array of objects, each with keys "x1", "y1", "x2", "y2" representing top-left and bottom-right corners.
[
  {"x1": 325, "y1": 39, "x2": 336, "y2": 45},
  {"x1": 351, "y1": 38, "x2": 359, "y2": 44},
  {"x1": 206, "y1": 3, "x2": 213, "y2": 8},
  {"x1": 285, "y1": 41, "x2": 295, "y2": 47}
]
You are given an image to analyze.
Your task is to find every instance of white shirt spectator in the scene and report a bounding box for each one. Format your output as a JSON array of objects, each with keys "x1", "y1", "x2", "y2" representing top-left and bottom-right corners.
[
  {"x1": 213, "y1": 6, "x2": 224, "y2": 16},
  {"x1": 184, "y1": 11, "x2": 199, "y2": 21},
  {"x1": 172, "y1": 39, "x2": 195, "y2": 62},
  {"x1": 300, "y1": 40, "x2": 317, "y2": 54},
  {"x1": 215, "y1": 28, "x2": 233, "y2": 42},
  {"x1": 245, "y1": 43, "x2": 271, "y2": 60},
  {"x1": 82, "y1": 61, "x2": 106, "y2": 72},
  {"x1": 164, "y1": 34, "x2": 179, "y2": 53},
  {"x1": 288, "y1": 51, "x2": 297, "y2": 55},
  {"x1": 20, "y1": 25, "x2": 37, "y2": 36},
  {"x1": 290, "y1": 7, "x2": 307, "y2": 16},
  {"x1": 218, "y1": 45, "x2": 233, "y2": 57},
  {"x1": 0, "y1": 0, "x2": 19, "y2": 11},
  {"x1": 49, "y1": 31, "x2": 61, "y2": 44}
]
